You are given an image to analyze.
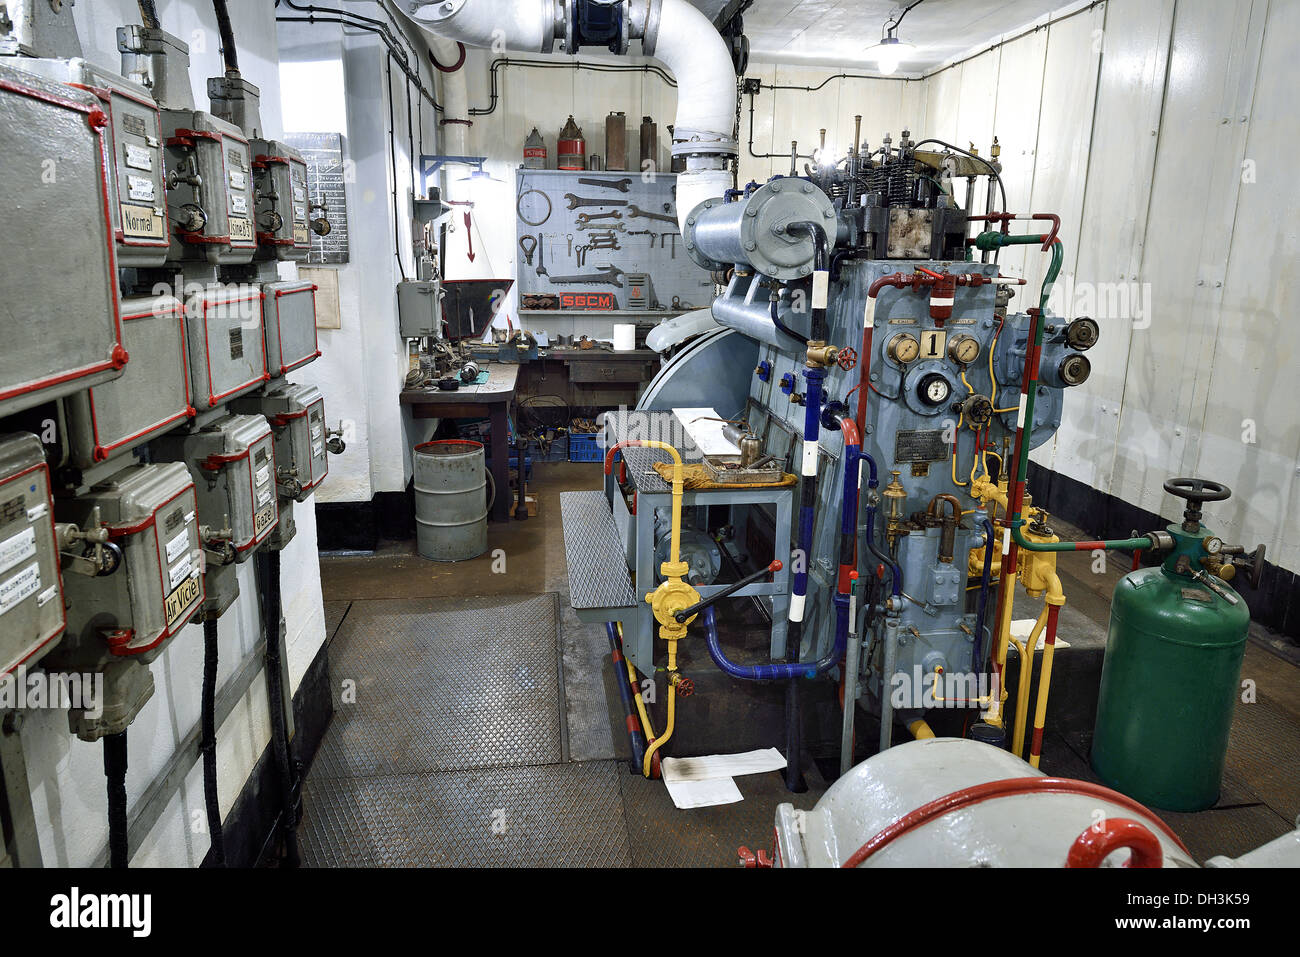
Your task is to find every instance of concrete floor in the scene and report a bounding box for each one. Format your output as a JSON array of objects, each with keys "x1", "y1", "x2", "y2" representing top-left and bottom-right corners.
[{"x1": 312, "y1": 461, "x2": 1300, "y2": 865}]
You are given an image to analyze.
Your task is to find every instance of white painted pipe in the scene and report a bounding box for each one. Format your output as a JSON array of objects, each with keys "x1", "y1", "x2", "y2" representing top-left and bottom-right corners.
[
  {"x1": 430, "y1": 36, "x2": 470, "y2": 158},
  {"x1": 407, "y1": 0, "x2": 556, "y2": 54}
]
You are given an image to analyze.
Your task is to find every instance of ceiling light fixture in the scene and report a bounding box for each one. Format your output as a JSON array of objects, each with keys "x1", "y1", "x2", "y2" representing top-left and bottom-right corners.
[{"x1": 866, "y1": 0, "x2": 925, "y2": 75}]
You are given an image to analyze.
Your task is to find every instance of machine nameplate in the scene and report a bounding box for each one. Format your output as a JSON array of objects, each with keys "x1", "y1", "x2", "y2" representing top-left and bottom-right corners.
[
  {"x1": 165, "y1": 529, "x2": 188, "y2": 564},
  {"x1": 293, "y1": 225, "x2": 310, "y2": 246},
  {"x1": 230, "y1": 194, "x2": 248, "y2": 215},
  {"x1": 126, "y1": 175, "x2": 155, "y2": 202},
  {"x1": 0, "y1": 526, "x2": 36, "y2": 576},
  {"x1": 168, "y1": 555, "x2": 192, "y2": 590},
  {"x1": 1, "y1": 494, "x2": 23, "y2": 524},
  {"x1": 121, "y1": 204, "x2": 165, "y2": 239},
  {"x1": 124, "y1": 143, "x2": 153, "y2": 171},
  {"x1": 164, "y1": 572, "x2": 202, "y2": 627},
  {"x1": 229, "y1": 217, "x2": 254, "y2": 242},
  {"x1": 230, "y1": 169, "x2": 248, "y2": 190},
  {"x1": 121, "y1": 113, "x2": 148, "y2": 138},
  {"x1": 887, "y1": 318, "x2": 918, "y2": 324},
  {"x1": 229, "y1": 327, "x2": 244, "y2": 360},
  {"x1": 895, "y1": 429, "x2": 949, "y2": 464},
  {"x1": 254, "y1": 502, "x2": 276, "y2": 537},
  {"x1": 0, "y1": 562, "x2": 40, "y2": 614}
]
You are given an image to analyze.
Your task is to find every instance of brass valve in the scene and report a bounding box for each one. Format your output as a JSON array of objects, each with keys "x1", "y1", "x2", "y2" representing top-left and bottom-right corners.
[{"x1": 805, "y1": 341, "x2": 839, "y2": 369}]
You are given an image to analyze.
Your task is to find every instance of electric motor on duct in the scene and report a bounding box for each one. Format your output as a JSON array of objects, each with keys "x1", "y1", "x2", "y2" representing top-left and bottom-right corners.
[{"x1": 682, "y1": 180, "x2": 836, "y2": 280}]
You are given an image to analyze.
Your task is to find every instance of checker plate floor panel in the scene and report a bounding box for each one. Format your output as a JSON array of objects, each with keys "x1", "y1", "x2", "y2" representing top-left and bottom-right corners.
[
  {"x1": 300, "y1": 761, "x2": 632, "y2": 867},
  {"x1": 311, "y1": 594, "x2": 563, "y2": 777}
]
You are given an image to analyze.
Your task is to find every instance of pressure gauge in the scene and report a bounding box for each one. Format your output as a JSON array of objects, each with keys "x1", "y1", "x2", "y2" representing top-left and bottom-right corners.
[
  {"x1": 948, "y1": 335, "x2": 980, "y2": 364},
  {"x1": 888, "y1": 333, "x2": 920, "y2": 364},
  {"x1": 1203, "y1": 536, "x2": 1224, "y2": 554},
  {"x1": 918, "y1": 373, "x2": 952, "y2": 407}
]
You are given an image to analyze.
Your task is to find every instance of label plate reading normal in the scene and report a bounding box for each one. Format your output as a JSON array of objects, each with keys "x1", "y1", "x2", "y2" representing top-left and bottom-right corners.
[
  {"x1": 121, "y1": 203, "x2": 165, "y2": 239},
  {"x1": 894, "y1": 429, "x2": 949, "y2": 464},
  {"x1": 164, "y1": 572, "x2": 202, "y2": 627}
]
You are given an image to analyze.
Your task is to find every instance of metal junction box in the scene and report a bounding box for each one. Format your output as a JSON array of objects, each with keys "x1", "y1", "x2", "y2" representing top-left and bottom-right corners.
[
  {"x1": 184, "y1": 284, "x2": 269, "y2": 408},
  {"x1": 0, "y1": 433, "x2": 64, "y2": 676},
  {"x1": 0, "y1": 63, "x2": 125, "y2": 419},
  {"x1": 397, "y1": 279, "x2": 442, "y2": 338},
  {"x1": 65, "y1": 294, "x2": 193, "y2": 469},
  {"x1": 262, "y1": 280, "x2": 320, "y2": 376},
  {"x1": 252, "y1": 140, "x2": 312, "y2": 261},
  {"x1": 15, "y1": 57, "x2": 170, "y2": 266},
  {"x1": 161, "y1": 109, "x2": 257, "y2": 264},
  {"x1": 232, "y1": 384, "x2": 328, "y2": 502},
  {"x1": 153, "y1": 414, "x2": 278, "y2": 561},
  {"x1": 51, "y1": 462, "x2": 202, "y2": 670}
]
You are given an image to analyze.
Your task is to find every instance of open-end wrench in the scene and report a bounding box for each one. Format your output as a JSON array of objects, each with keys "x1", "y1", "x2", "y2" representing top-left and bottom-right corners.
[
  {"x1": 578, "y1": 177, "x2": 632, "y2": 192},
  {"x1": 576, "y1": 210, "x2": 623, "y2": 224},
  {"x1": 564, "y1": 193, "x2": 629, "y2": 210},
  {"x1": 543, "y1": 264, "x2": 625, "y2": 287},
  {"x1": 626, "y1": 204, "x2": 677, "y2": 225},
  {"x1": 577, "y1": 220, "x2": 626, "y2": 232}
]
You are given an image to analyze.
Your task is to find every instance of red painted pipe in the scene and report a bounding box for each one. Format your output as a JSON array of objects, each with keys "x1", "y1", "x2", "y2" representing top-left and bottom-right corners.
[{"x1": 1066, "y1": 818, "x2": 1163, "y2": 868}]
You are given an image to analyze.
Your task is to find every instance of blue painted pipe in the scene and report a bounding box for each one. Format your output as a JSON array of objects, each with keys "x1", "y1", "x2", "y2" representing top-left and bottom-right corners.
[
  {"x1": 605, "y1": 622, "x2": 647, "y2": 771},
  {"x1": 856, "y1": 452, "x2": 902, "y2": 599},
  {"x1": 703, "y1": 598, "x2": 849, "y2": 682}
]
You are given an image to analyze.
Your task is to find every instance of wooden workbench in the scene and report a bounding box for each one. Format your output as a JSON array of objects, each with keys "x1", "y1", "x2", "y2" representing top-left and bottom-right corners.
[{"x1": 399, "y1": 363, "x2": 519, "y2": 522}]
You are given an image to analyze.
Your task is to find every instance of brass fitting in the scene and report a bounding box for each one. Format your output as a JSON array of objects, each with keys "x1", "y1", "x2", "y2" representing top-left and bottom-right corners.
[{"x1": 805, "y1": 341, "x2": 839, "y2": 368}]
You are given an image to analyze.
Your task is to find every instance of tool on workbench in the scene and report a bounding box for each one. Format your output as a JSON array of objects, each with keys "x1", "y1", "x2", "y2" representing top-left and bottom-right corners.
[
  {"x1": 578, "y1": 176, "x2": 632, "y2": 193},
  {"x1": 542, "y1": 265, "x2": 625, "y2": 287},
  {"x1": 564, "y1": 193, "x2": 629, "y2": 210},
  {"x1": 576, "y1": 210, "x2": 624, "y2": 224},
  {"x1": 627, "y1": 204, "x2": 677, "y2": 225},
  {"x1": 518, "y1": 234, "x2": 537, "y2": 265},
  {"x1": 535, "y1": 234, "x2": 547, "y2": 275},
  {"x1": 577, "y1": 220, "x2": 626, "y2": 232},
  {"x1": 567, "y1": 234, "x2": 574, "y2": 255}
]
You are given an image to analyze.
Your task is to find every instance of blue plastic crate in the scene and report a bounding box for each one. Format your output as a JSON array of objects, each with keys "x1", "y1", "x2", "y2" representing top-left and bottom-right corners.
[{"x1": 568, "y1": 433, "x2": 602, "y2": 463}]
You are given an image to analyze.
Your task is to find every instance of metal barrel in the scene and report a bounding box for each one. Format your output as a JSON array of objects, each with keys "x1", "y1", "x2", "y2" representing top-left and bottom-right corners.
[{"x1": 413, "y1": 439, "x2": 488, "y2": 562}]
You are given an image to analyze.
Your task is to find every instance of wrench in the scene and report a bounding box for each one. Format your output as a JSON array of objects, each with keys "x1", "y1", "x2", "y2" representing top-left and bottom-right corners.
[
  {"x1": 564, "y1": 193, "x2": 629, "y2": 210},
  {"x1": 576, "y1": 210, "x2": 623, "y2": 224},
  {"x1": 578, "y1": 177, "x2": 632, "y2": 193},
  {"x1": 626, "y1": 204, "x2": 677, "y2": 225},
  {"x1": 543, "y1": 265, "x2": 625, "y2": 287},
  {"x1": 577, "y1": 220, "x2": 626, "y2": 232}
]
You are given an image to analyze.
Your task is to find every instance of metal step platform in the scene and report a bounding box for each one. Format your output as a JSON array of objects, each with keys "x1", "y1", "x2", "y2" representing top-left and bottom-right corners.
[{"x1": 562, "y1": 490, "x2": 638, "y2": 623}]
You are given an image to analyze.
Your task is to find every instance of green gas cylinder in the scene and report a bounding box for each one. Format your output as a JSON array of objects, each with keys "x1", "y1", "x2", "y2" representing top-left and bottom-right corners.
[{"x1": 1091, "y1": 479, "x2": 1255, "y2": 812}]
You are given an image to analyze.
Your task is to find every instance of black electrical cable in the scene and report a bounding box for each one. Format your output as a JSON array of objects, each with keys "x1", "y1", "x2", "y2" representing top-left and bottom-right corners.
[
  {"x1": 211, "y1": 0, "x2": 239, "y2": 74},
  {"x1": 201, "y1": 618, "x2": 226, "y2": 867},
  {"x1": 770, "y1": 292, "x2": 808, "y2": 346},
  {"x1": 468, "y1": 58, "x2": 677, "y2": 117},
  {"x1": 911, "y1": 137, "x2": 1007, "y2": 213},
  {"x1": 386, "y1": 58, "x2": 408, "y2": 280},
  {"x1": 137, "y1": 0, "x2": 160, "y2": 29},
  {"x1": 104, "y1": 731, "x2": 129, "y2": 869},
  {"x1": 257, "y1": 551, "x2": 300, "y2": 868},
  {"x1": 788, "y1": 222, "x2": 829, "y2": 342}
]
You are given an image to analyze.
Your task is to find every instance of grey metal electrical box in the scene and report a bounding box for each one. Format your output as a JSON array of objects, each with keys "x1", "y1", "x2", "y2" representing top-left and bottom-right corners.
[
  {"x1": 252, "y1": 139, "x2": 312, "y2": 261},
  {"x1": 262, "y1": 280, "x2": 320, "y2": 376},
  {"x1": 232, "y1": 384, "x2": 328, "y2": 502},
  {"x1": 50, "y1": 462, "x2": 203, "y2": 669},
  {"x1": 0, "y1": 63, "x2": 124, "y2": 419},
  {"x1": 0, "y1": 433, "x2": 64, "y2": 677},
  {"x1": 14, "y1": 58, "x2": 170, "y2": 267},
  {"x1": 161, "y1": 109, "x2": 258, "y2": 264},
  {"x1": 152, "y1": 414, "x2": 279, "y2": 561},
  {"x1": 65, "y1": 294, "x2": 193, "y2": 469},
  {"x1": 397, "y1": 279, "x2": 443, "y2": 338},
  {"x1": 183, "y1": 284, "x2": 269, "y2": 409}
]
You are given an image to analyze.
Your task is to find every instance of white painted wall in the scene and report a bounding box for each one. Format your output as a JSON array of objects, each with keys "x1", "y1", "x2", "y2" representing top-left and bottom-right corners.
[
  {"x1": 17, "y1": 0, "x2": 326, "y2": 868},
  {"x1": 917, "y1": 0, "x2": 1300, "y2": 574}
]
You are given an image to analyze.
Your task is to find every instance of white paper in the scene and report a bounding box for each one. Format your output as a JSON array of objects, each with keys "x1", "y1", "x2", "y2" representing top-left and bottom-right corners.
[
  {"x1": 672, "y1": 407, "x2": 740, "y2": 457},
  {"x1": 663, "y1": 776, "x2": 743, "y2": 809},
  {"x1": 661, "y1": 748, "x2": 787, "y2": 783},
  {"x1": 1010, "y1": 617, "x2": 1070, "y2": 651}
]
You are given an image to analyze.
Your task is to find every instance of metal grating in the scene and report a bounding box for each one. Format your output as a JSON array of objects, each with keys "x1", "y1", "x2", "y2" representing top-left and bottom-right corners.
[
  {"x1": 311, "y1": 595, "x2": 563, "y2": 777},
  {"x1": 300, "y1": 761, "x2": 633, "y2": 867},
  {"x1": 607, "y1": 410, "x2": 705, "y2": 494},
  {"x1": 561, "y1": 491, "x2": 637, "y2": 611}
]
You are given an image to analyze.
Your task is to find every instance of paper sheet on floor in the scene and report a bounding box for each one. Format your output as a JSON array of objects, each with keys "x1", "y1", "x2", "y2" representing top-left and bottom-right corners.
[
  {"x1": 663, "y1": 776, "x2": 744, "y2": 809},
  {"x1": 662, "y1": 748, "x2": 787, "y2": 784},
  {"x1": 671, "y1": 407, "x2": 740, "y2": 457},
  {"x1": 1010, "y1": 617, "x2": 1071, "y2": 650}
]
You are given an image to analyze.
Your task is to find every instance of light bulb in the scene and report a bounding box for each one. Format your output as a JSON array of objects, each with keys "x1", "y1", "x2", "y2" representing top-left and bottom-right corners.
[{"x1": 877, "y1": 53, "x2": 900, "y2": 75}]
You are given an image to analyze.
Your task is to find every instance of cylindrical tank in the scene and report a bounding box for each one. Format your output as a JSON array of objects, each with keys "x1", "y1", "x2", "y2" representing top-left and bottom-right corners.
[
  {"x1": 639, "y1": 115, "x2": 657, "y2": 171},
  {"x1": 413, "y1": 439, "x2": 488, "y2": 562},
  {"x1": 522, "y1": 127, "x2": 546, "y2": 169},
  {"x1": 605, "y1": 111, "x2": 627, "y2": 171},
  {"x1": 557, "y1": 115, "x2": 585, "y2": 170},
  {"x1": 1091, "y1": 564, "x2": 1249, "y2": 811}
]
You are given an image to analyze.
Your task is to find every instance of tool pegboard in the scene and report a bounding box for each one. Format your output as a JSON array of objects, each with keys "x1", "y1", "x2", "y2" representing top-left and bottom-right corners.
[{"x1": 514, "y1": 169, "x2": 715, "y2": 312}]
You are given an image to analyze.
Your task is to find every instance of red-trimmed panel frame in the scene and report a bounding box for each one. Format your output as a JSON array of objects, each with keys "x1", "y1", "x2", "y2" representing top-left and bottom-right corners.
[
  {"x1": 197, "y1": 288, "x2": 269, "y2": 406},
  {"x1": 0, "y1": 462, "x2": 67, "y2": 677},
  {"x1": 270, "y1": 283, "x2": 321, "y2": 374}
]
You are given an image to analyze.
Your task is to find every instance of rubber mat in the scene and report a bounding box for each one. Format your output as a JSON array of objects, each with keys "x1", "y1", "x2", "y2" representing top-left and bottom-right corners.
[
  {"x1": 311, "y1": 594, "x2": 564, "y2": 777},
  {"x1": 619, "y1": 767, "x2": 825, "y2": 867},
  {"x1": 299, "y1": 761, "x2": 632, "y2": 867}
]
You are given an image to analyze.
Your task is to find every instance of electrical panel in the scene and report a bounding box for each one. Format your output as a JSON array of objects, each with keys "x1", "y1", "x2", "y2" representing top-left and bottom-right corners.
[
  {"x1": 65, "y1": 294, "x2": 193, "y2": 469},
  {"x1": 261, "y1": 280, "x2": 321, "y2": 376},
  {"x1": 153, "y1": 414, "x2": 278, "y2": 562},
  {"x1": 183, "y1": 285, "x2": 269, "y2": 409},
  {"x1": 397, "y1": 279, "x2": 443, "y2": 339},
  {"x1": 0, "y1": 63, "x2": 125, "y2": 419},
  {"x1": 252, "y1": 141, "x2": 312, "y2": 261},
  {"x1": 161, "y1": 109, "x2": 258, "y2": 264},
  {"x1": 15, "y1": 58, "x2": 170, "y2": 266},
  {"x1": 50, "y1": 462, "x2": 203, "y2": 667},
  {"x1": 232, "y1": 384, "x2": 328, "y2": 502},
  {"x1": 0, "y1": 433, "x2": 64, "y2": 676}
]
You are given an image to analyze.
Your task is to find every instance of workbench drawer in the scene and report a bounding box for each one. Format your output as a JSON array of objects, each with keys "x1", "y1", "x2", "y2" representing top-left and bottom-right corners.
[{"x1": 567, "y1": 360, "x2": 654, "y2": 384}]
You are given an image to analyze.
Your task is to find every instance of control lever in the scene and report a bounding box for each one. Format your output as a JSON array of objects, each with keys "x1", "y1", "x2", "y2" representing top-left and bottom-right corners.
[{"x1": 674, "y1": 560, "x2": 783, "y2": 623}]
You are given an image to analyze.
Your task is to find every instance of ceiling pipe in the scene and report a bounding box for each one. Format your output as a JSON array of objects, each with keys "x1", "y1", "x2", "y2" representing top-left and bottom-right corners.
[{"x1": 400, "y1": 0, "x2": 738, "y2": 233}]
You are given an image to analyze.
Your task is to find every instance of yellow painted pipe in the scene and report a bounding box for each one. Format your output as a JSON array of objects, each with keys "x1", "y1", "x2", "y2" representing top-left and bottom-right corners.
[
  {"x1": 1028, "y1": 573, "x2": 1066, "y2": 768},
  {"x1": 1010, "y1": 606, "x2": 1048, "y2": 758},
  {"x1": 642, "y1": 638, "x2": 679, "y2": 776},
  {"x1": 908, "y1": 718, "x2": 936, "y2": 740}
]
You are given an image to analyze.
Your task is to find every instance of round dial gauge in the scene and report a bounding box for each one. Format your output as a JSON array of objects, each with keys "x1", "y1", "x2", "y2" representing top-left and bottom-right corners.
[
  {"x1": 948, "y1": 335, "x2": 980, "y2": 364},
  {"x1": 918, "y1": 373, "x2": 952, "y2": 407},
  {"x1": 888, "y1": 333, "x2": 920, "y2": 364}
]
